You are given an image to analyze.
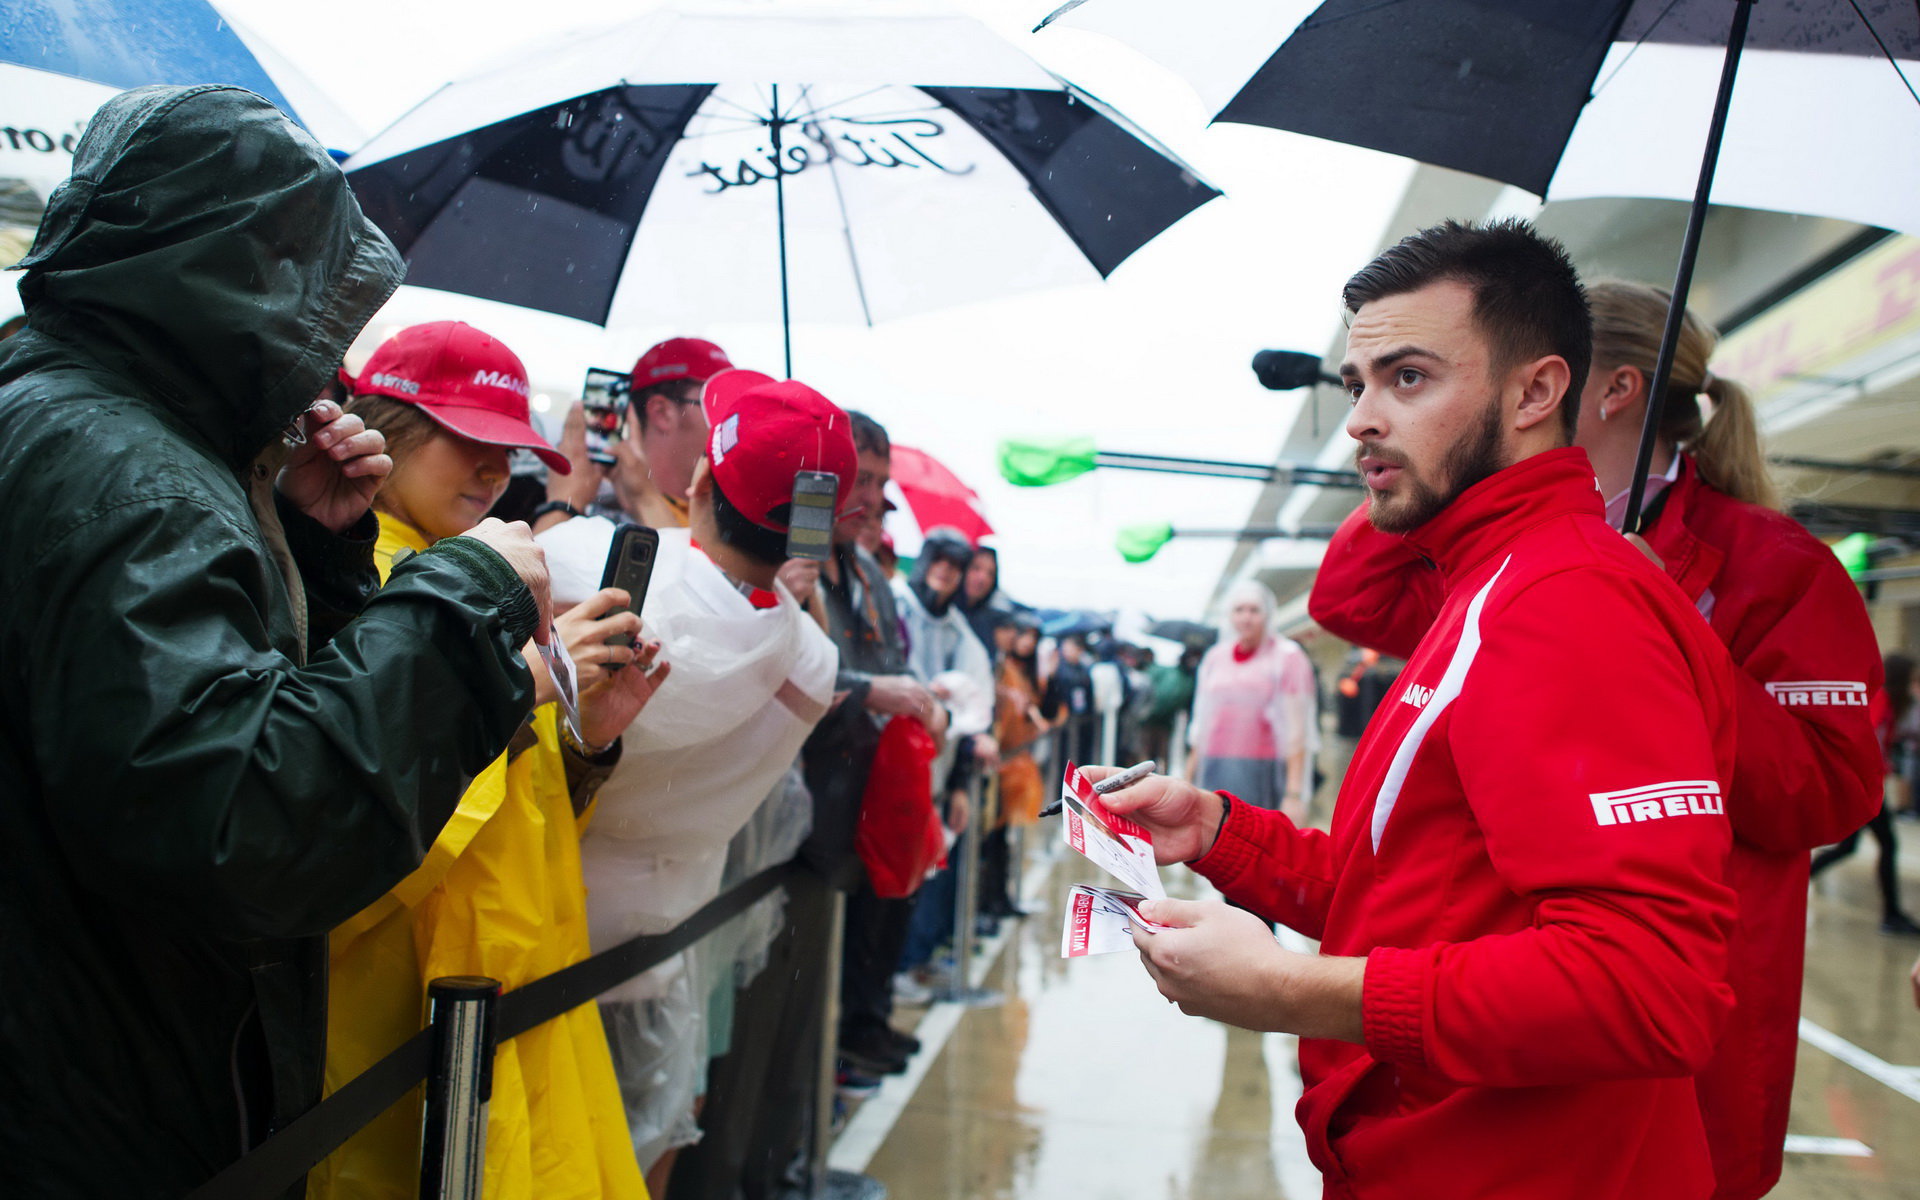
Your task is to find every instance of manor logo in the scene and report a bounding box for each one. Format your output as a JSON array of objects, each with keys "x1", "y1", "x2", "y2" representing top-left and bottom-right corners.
[
  {"x1": 1764, "y1": 680, "x2": 1868, "y2": 707},
  {"x1": 370, "y1": 372, "x2": 420, "y2": 395},
  {"x1": 1589, "y1": 780, "x2": 1724, "y2": 827},
  {"x1": 472, "y1": 369, "x2": 529, "y2": 397},
  {"x1": 1400, "y1": 683, "x2": 1435, "y2": 710}
]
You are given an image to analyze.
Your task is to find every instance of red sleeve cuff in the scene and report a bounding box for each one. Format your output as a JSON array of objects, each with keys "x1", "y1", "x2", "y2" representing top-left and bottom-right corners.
[
  {"x1": 1362, "y1": 944, "x2": 1430, "y2": 1068},
  {"x1": 1190, "y1": 792, "x2": 1257, "y2": 891}
]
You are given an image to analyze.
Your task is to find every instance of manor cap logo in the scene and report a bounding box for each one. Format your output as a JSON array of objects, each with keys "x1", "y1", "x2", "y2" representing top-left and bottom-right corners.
[
  {"x1": 1590, "y1": 780, "x2": 1724, "y2": 827},
  {"x1": 369, "y1": 372, "x2": 420, "y2": 396},
  {"x1": 1764, "y1": 680, "x2": 1868, "y2": 707},
  {"x1": 472, "y1": 369, "x2": 530, "y2": 397}
]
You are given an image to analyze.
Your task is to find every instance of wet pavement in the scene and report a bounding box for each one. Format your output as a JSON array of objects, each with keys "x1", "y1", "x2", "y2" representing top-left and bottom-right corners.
[{"x1": 845, "y1": 834, "x2": 1920, "y2": 1200}]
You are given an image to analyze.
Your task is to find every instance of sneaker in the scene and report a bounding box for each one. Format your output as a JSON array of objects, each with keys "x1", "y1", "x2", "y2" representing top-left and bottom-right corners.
[
  {"x1": 840, "y1": 1028, "x2": 909, "y2": 1075},
  {"x1": 835, "y1": 1061, "x2": 881, "y2": 1098},
  {"x1": 883, "y1": 1027, "x2": 922, "y2": 1057},
  {"x1": 892, "y1": 971, "x2": 933, "y2": 1006},
  {"x1": 1880, "y1": 911, "x2": 1920, "y2": 937}
]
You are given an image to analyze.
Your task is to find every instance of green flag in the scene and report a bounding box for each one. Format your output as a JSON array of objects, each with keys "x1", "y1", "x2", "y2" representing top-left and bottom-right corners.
[
  {"x1": 1832, "y1": 531, "x2": 1872, "y2": 580},
  {"x1": 998, "y1": 436, "x2": 1097, "y2": 487},
  {"x1": 1117, "y1": 521, "x2": 1175, "y2": 564}
]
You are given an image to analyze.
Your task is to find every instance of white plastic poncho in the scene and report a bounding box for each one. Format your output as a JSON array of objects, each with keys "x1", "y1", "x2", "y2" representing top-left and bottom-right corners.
[{"x1": 539, "y1": 519, "x2": 835, "y2": 1167}]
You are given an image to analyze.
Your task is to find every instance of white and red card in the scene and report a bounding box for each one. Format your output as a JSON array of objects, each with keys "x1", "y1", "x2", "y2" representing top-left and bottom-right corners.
[
  {"x1": 1059, "y1": 763, "x2": 1168, "y2": 956},
  {"x1": 1062, "y1": 884, "x2": 1166, "y2": 958},
  {"x1": 1059, "y1": 762, "x2": 1165, "y2": 902}
]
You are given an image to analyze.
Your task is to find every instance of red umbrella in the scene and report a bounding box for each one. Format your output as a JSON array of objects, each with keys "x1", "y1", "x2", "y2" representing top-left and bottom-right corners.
[{"x1": 888, "y1": 445, "x2": 995, "y2": 545}]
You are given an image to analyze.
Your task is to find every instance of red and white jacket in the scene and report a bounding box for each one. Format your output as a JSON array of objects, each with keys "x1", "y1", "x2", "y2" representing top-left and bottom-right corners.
[
  {"x1": 1309, "y1": 452, "x2": 1882, "y2": 1200},
  {"x1": 1205, "y1": 449, "x2": 1738, "y2": 1199}
]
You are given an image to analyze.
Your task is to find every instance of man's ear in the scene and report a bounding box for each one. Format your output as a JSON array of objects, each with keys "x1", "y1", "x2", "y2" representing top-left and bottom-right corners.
[
  {"x1": 643, "y1": 390, "x2": 677, "y2": 435},
  {"x1": 1511, "y1": 354, "x2": 1572, "y2": 434},
  {"x1": 688, "y1": 456, "x2": 714, "y2": 499}
]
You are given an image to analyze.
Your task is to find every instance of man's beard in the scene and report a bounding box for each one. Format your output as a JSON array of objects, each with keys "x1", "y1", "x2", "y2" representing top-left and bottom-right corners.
[{"x1": 1363, "y1": 398, "x2": 1508, "y2": 534}]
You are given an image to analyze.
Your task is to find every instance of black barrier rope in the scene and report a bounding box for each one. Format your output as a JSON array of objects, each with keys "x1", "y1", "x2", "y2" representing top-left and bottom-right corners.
[{"x1": 185, "y1": 858, "x2": 807, "y2": 1200}]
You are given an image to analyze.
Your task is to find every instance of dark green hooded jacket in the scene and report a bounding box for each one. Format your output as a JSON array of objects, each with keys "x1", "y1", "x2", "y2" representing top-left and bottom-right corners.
[{"x1": 0, "y1": 86, "x2": 539, "y2": 1197}]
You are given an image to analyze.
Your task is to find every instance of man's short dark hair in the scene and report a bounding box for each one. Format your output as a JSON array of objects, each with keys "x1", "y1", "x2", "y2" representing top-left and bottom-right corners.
[
  {"x1": 847, "y1": 410, "x2": 889, "y2": 458},
  {"x1": 1343, "y1": 219, "x2": 1590, "y2": 439},
  {"x1": 633, "y1": 377, "x2": 703, "y2": 412},
  {"x1": 711, "y1": 481, "x2": 789, "y2": 568}
]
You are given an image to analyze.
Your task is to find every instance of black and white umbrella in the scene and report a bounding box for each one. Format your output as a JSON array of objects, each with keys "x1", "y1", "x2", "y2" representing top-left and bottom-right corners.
[
  {"x1": 343, "y1": 4, "x2": 1218, "y2": 372},
  {"x1": 1042, "y1": 0, "x2": 1920, "y2": 529}
]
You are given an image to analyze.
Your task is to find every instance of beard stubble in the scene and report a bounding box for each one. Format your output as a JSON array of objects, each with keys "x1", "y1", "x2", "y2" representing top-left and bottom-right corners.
[{"x1": 1364, "y1": 397, "x2": 1509, "y2": 534}]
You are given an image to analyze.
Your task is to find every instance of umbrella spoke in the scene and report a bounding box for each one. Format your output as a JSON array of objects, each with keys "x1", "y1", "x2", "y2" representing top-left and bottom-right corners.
[
  {"x1": 1591, "y1": 0, "x2": 1686, "y2": 99},
  {"x1": 1844, "y1": 0, "x2": 1920, "y2": 110},
  {"x1": 702, "y1": 89, "x2": 773, "y2": 124}
]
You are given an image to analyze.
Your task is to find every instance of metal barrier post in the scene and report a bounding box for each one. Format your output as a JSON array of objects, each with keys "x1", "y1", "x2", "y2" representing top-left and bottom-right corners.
[
  {"x1": 418, "y1": 976, "x2": 499, "y2": 1200},
  {"x1": 811, "y1": 887, "x2": 846, "y2": 1198},
  {"x1": 1169, "y1": 710, "x2": 1188, "y2": 780},
  {"x1": 1099, "y1": 707, "x2": 1119, "y2": 768},
  {"x1": 936, "y1": 769, "x2": 1001, "y2": 1007}
]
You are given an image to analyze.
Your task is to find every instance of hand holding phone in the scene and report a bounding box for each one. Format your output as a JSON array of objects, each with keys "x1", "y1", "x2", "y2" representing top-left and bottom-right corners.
[
  {"x1": 599, "y1": 523, "x2": 660, "y2": 665},
  {"x1": 581, "y1": 367, "x2": 631, "y2": 467}
]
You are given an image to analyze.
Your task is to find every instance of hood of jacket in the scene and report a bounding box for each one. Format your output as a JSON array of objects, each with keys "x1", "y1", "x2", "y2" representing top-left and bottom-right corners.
[
  {"x1": 8, "y1": 85, "x2": 404, "y2": 470},
  {"x1": 909, "y1": 528, "x2": 974, "y2": 617}
]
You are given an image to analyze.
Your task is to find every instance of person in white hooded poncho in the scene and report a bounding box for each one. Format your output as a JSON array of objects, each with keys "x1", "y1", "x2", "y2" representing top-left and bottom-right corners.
[{"x1": 536, "y1": 371, "x2": 856, "y2": 1187}]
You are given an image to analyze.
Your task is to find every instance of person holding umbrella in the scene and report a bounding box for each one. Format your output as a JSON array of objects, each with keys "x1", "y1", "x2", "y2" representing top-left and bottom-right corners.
[
  {"x1": 1101, "y1": 220, "x2": 1740, "y2": 1200},
  {"x1": 1310, "y1": 278, "x2": 1885, "y2": 1200}
]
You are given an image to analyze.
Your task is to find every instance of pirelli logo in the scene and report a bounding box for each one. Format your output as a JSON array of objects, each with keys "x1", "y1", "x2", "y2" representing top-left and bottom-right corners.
[
  {"x1": 1764, "y1": 680, "x2": 1868, "y2": 707},
  {"x1": 1589, "y1": 780, "x2": 1724, "y2": 827}
]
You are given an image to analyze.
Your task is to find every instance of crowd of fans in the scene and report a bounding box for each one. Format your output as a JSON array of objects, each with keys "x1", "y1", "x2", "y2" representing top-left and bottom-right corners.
[
  {"x1": 7, "y1": 83, "x2": 1920, "y2": 1200},
  {"x1": 0, "y1": 86, "x2": 1216, "y2": 1200}
]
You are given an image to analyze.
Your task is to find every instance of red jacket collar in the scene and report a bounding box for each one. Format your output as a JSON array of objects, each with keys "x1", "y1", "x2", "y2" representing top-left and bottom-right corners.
[
  {"x1": 1401, "y1": 446, "x2": 1605, "y2": 580},
  {"x1": 1639, "y1": 454, "x2": 1725, "y2": 604}
]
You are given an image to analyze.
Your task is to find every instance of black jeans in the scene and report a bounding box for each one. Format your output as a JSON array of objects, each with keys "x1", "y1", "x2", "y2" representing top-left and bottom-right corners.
[
  {"x1": 839, "y1": 878, "x2": 915, "y2": 1041},
  {"x1": 1811, "y1": 801, "x2": 1905, "y2": 919},
  {"x1": 669, "y1": 869, "x2": 834, "y2": 1200}
]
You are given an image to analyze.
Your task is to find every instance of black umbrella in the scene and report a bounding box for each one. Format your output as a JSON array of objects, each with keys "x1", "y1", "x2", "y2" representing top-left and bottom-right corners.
[
  {"x1": 342, "y1": 6, "x2": 1218, "y2": 375},
  {"x1": 1042, "y1": 0, "x2": 1920, "y2": 530},
  {"x1": 1146, "y1": 618, "x2": 1218, "y2": 649}
]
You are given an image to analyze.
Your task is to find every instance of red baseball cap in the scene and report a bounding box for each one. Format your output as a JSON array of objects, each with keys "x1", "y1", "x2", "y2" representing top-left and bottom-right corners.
[
  {"x1": 349, "y1": 321, "x2": 570, "y2": 474},
  {"x1": 632, "y1": 337, "x2": 733, "y2": 389},
  {"x1": 701, "y1": 368, "x2": 857, "y2": 531}
]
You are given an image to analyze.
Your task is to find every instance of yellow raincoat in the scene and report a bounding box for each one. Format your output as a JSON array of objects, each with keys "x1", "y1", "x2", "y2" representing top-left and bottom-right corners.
[{"x1": 307, "y1": 516, "x2": 645, "y2": 1200}]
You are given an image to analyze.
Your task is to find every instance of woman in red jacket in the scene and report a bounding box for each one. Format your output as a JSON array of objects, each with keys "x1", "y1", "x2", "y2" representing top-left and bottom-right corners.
[{"x1": 1309, "y1": 280, "x2": 1884, "y2": 1200}]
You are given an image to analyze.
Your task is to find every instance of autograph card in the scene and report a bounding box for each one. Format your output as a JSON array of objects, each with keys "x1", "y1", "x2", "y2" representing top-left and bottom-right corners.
[
  {"x1": 536, "y1": 628, "x2": 587, "y2": 745},
  {"x1": 1059, "y1": 763, "x2": 1164, "y2": 901},
  {"x1": 1062, "y1": 885, "x2": 1166, "y2": 957}
]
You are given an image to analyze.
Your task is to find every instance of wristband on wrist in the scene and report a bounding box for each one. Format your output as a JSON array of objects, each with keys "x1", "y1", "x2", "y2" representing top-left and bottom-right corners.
[
  {"x1": 1190, "y1": 791, "x2": 1231, "y2": 864},
  {"x1": 560, "y1": 722, "x2": 614, "y2": 759},
  {"x1": 532, "y1": 499, "x2": 584, "y2": 523}
]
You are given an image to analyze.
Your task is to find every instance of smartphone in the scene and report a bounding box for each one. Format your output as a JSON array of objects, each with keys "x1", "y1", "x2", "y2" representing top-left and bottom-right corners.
[
  {"x1": 581, "y1": 367, "x2": 631, "y2": 467},
  {"x1": 599, "y1": 523, "x2": 660, "y2": 662},
  {"x1": 785, "y1": 471, "x2": 839, "y2": 562}
]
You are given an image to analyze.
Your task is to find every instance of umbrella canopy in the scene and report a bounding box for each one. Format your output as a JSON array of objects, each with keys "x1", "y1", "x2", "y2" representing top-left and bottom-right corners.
[
  {"x1": 1039, "y1": 609, "x2": 1114, "y2": 639},
  {"x1": 341, "y1": 4, "x2": 1218, "y2": 341},
  {"x1": 886, "y1": 444, "x2": 995, "y2": 546},
  {"x1": 1044, "y1": 0, "x2": 1920, "y2": 235},
  {"x1": 1147, "y1": 617, "x2": 1218, "y2": 649},
  {"x1": 0, "y1": 0, "x2": 358, "y2": 204}
]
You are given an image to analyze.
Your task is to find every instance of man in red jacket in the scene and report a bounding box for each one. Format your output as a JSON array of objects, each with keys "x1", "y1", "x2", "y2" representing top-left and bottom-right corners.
[
  {"x1": 1103, "y1": 221, "x2": 1738, "y2": 1199},
  {"x1": 1308, "y1": 281, "x2": 1885, "y2": 1200}
]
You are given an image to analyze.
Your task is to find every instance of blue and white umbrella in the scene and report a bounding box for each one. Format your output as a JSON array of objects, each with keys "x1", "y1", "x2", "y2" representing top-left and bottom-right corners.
[
  {"x1": 0, "y1": 0, "x2": 356, "y2": 238},
  {"x1": 342, "y1": 4, "x2": 1219, "y2": 371}
]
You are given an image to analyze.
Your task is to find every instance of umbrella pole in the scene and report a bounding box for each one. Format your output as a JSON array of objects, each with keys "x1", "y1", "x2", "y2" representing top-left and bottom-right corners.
[
  {"x1": 1622, "y1": 0, "x2": 1754, "y2": 535},
  {"x1": 771, "y1": 84, "x2": 794, "y2": 377}
]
